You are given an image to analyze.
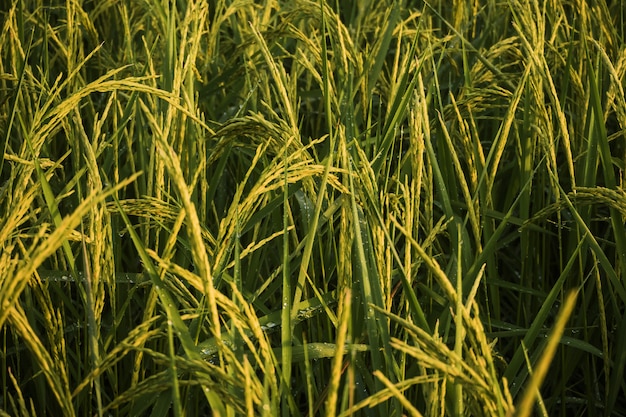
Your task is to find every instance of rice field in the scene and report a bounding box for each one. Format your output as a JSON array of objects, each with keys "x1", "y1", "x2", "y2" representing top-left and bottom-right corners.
[{"x1": 1, "y1": 0, "x2": 625, "y2": 416}]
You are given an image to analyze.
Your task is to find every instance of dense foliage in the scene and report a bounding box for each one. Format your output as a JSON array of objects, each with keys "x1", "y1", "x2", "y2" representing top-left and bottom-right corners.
[{"x1": 1, "y1": 1, "x2": 625, "y2": 416}]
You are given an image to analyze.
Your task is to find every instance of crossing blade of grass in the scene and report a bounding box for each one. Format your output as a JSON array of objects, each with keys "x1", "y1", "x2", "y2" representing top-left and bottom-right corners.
[
  {"x1": 552, "y1": 181, "x2": 626, "y2": 414},
  {"x1": 453, "y1": 223, "x2": 464, "y2": 417},
  {"x1": 357, "y1": 173, "x2": 431, "y2": 332},
  {"x1": 7, "y1": 304, "x2": 74, "y2": 416},
  {"x1": 371, "y1": 33, "x2": 424, "y2": 175},
  {"x1": 336, "y1": 374, "x2": 437, "y2": 417},
  {"x1": 443, "y1": 95, "x2": 482, "y2": 246},
  {"x1": 364, "y1": 0, "x2": 399, "y2": 100},
  {"x1": 291, "y1": 136, "x2": 335, "y2": 310},
  {"x1": 0, "y1": 173, "x2": 139, "y2": 328},
  {"x1": 512, "y1": 291, "x2": 578, "y2": 417},
  {"x1": 320, "y1": 0, "x2": 334, "y2": 139},
  {"x1": 286, "y1": 0, "x2": 336, "y2": 315},
  {"x1": 369, "y1": 303, "x2": 514, "y2": 416},
  {"x1": 480, "y1": 63, "x2": 530, "y2": 203},
  {"x1": 552, "y1": 181, "x2": 626, "y2": 305},
  {"x1": 158, "y1": 319, "x2": 182, "y2": 417},
  {"x1": 519, "y1": 344, "x2": 549, "y2": 417},
  {"x1": 503, "y1": 236, "x2": 585, "y2": 396},
  {"x1": 9, "y1": 30, "x2": 73, "y2": 277},
  {"x1": 0, "y1": 27, "x2": 32, "y2": 178},
  {"x1": 249, "y1": 22, "x2": 298, "y2": 134},
  {"x1": 342, "y1": 137, "x2": 399, "y2": 414},
  {"x1": 371, "y1": 370, "x2": 424, "y2": 417},
  {"x1": 324, "y1": 289, "x2": 351, "y2": 417},
  {"x1": 109, "y1": 192, "x2": 226, "y2": 413},
  {"x1": 281, "y1": 139, "x2": 293, "y2": 417},
  {"x1": 434, "y1": 107, "x2": 475, "y2": 264},
  {"x1": 5, "y1": 368, "x2": 31, "y2": 417},
  {"x1": 302, "y1": 334, "x2": 315, "y2": 417},
  {"x1": 578, "y1": 38, "x2": 626, "y2": 415},
  {"x1": 347, "y1": 122, "x2": 431, "y2": 337},
  {"x1": 27, "y1": 111, "x2": 105, "y2": 417},
  {"x1": 585, "y1": 41, "x2": 626, "y2": 272},
  {"x1": 423, "y1": 1, "x2": 515, "y2": 91},
  {"x1": 465, "y1": 158, "x2": 541, "y2": 297}
]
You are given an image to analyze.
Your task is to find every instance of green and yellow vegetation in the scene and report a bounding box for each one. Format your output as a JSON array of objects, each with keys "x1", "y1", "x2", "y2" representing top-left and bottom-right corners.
[{"x1": 1, "y1": 0, "x2": 625, "y2": 415}]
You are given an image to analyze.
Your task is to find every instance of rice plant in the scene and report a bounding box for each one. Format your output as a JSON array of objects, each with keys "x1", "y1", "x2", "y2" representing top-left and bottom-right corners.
[{"x1": 1, "y1": 0, "x2": 625, "y2": 416}]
